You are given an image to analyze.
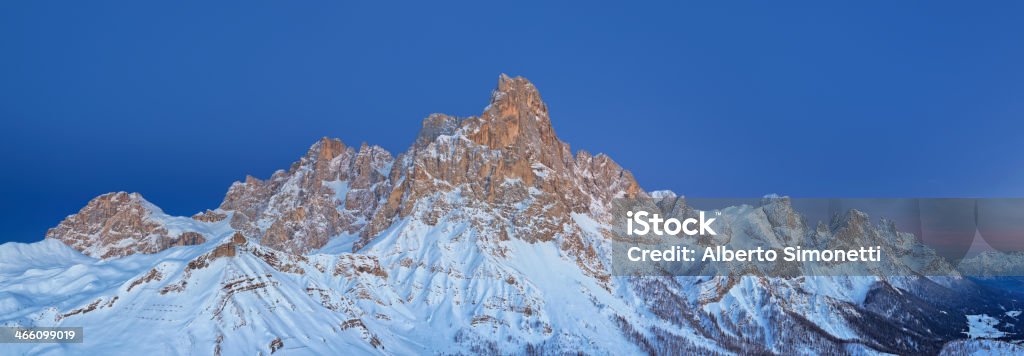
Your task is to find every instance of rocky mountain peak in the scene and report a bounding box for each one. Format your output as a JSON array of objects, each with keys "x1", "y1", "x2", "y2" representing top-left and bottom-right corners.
[
  {"x1": 489, "y1": 73, "x2": 546, "y2": 113},
  {"x1": 217, "y1": 137, "x2": 394, "y2": 254},
  {"x1": 46, "y1": 192, "x2": 208, "y2": 259},
  {"x1": 760, "y1": 195, "x2": 803, "y2": 230},
  {"x1": 469, "y1": 74, "x2": 558, "y2": 153},
  {"x1": 306, "y1": 137, "x2": 347, "y2": 163},
  {"x1": 830, "y1": 208, "x2": 871, "y2": 232}
]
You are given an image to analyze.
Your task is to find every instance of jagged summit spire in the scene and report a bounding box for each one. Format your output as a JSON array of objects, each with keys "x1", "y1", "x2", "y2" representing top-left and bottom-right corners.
[
  {"x1": 491, "y1": 74, "x2": 541, "y2": 102},
  {"x1": 488, "y1": 74, "x2": 548, "y2": 119},
  {"x1": 305, "y1": 137, "x2": 346, "y2": 161},
  {"x1": 465, "y1": 74, "x2": 557, "y2": 151},
  {"x1": 414, "y1": 74, "x2": 554, "y2": 150}
]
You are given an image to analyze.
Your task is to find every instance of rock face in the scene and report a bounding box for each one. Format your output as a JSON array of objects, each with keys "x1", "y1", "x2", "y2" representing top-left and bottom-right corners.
[
  {"x1": 216, "y1": 138, "x2": 393, "y2": 254},
  {"x1": 45, "y1": 192, "x2": 208, "y2": 259},
  {"x1": 362, "y1": 75, "x2": 640, "y2": 251}
]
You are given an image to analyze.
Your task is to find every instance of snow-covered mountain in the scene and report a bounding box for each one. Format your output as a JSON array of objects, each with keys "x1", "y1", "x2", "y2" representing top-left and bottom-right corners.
[{"x1": 4, "y1": 75, "x2": 1023, "y2": 355}]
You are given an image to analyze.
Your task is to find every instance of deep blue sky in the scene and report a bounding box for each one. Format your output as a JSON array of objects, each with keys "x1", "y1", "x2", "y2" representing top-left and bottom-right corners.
[{"x1": 2, "y1": 1, "x2": 1023, "y2": 243}]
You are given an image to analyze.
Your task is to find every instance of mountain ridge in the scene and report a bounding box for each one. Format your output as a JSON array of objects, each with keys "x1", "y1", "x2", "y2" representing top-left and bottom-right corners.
[
  {"x1": 48, "y1": 74, "x2": 640, "y2": 261},
  {"x1": 15, "y1": 74, "x2": 1024, "y2": 354}
]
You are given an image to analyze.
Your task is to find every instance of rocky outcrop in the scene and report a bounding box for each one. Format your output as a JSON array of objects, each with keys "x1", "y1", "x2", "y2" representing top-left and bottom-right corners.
[
  {"x1": 192, "y1": 210, "x2": 227, "y2": 223},
  {"x1": 46, "y1": 192, "x2": 209, "y2": 259},
  {"x1": 163, "y1": 231, "x2": 207, "y2": 249},
  {"x1": 217, "y1": 138, "x2": 393, "y2": 254}
]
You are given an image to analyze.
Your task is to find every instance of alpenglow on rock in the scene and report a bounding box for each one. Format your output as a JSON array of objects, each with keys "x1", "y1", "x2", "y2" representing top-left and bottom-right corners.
[
  {"x1": 217, "y1": 138, "x2": 394, "y2": 254},
  {"x1": 46, "y1": 74, "x2": 641, "y2": 259},
  {"x1": 46, "y1": 192, "x2": 210, "y2": 259}
]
